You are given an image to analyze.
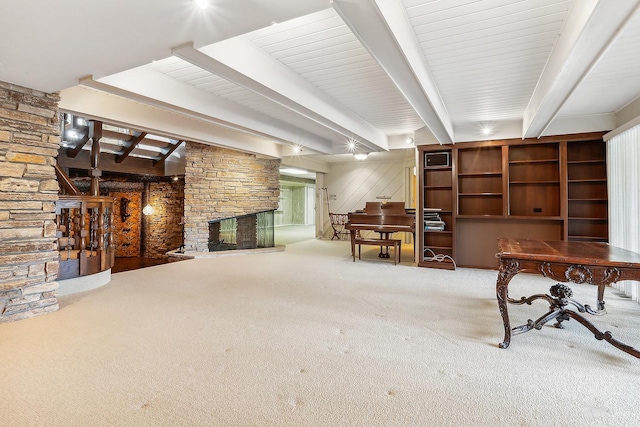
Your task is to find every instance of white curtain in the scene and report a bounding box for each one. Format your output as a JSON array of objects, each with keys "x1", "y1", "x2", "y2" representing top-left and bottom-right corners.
[{"x1": 607, "y1": 125, "x2": 640, "y2": 303}]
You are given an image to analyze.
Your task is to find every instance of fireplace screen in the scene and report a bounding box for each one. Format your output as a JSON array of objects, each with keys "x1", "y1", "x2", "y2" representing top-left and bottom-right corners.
[{"x1": 208, "y1": 210, "x2": 275, "y2": 251}]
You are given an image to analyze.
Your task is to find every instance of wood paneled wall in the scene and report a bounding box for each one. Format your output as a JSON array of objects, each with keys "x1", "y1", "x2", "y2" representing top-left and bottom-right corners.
[{"x1": 321, "y1": 157, "x2": 413, "y2": 239}]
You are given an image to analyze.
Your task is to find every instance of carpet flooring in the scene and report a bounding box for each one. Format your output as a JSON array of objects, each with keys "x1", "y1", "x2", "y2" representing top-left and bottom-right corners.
[{"x1": 1, "y1": 239, "x2": 639, "y2": 426}]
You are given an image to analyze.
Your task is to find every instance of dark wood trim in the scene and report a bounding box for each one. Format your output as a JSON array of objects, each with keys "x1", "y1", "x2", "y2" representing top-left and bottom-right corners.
[
  {"x1": 55, "y1": 164, "x2": 81, "y2": 195},
  {"x1": 67, "y1": 133, "x2": 90, "y2": 158},
  {"x1": 419, "y1": 132, "x2": 607, "y2": 152},
  {"x1": 154, "y1": 140, "x2": 183, "y2": 167},
  {"x1": 116, "y1": 132, "x2": 147, "y2": 164},
  {"x1": 57, "y1": 151, "x2": 165, "y2": 176}
]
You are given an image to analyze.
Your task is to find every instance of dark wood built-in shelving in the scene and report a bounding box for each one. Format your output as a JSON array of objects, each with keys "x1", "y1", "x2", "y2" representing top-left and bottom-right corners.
[
  {"x1": 418, "y1": 133, "x2": 608, "y2": 269},
  {"x1": 419, "y1": 151, "x2": 455, "y2": 269}
]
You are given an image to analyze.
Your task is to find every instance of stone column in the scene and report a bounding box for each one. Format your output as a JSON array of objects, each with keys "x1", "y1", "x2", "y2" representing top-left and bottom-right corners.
[{"x1": 0, "y1": 81, "x2": 61, "y2": 322}]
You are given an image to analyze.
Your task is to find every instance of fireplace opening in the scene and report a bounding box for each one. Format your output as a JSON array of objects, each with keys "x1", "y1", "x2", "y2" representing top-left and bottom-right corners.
[{"x1": 208, "y1": 210, "x2": 275, "y2": 252}]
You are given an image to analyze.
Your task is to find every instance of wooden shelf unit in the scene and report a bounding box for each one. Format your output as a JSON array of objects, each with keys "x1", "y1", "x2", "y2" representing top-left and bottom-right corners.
[
  {"x1": 457, "y1": 146, "x2": 503, "y2": 217},
  {"x1": 417, "y1": 133, "x2": 607, "y2": 269},
  {"x1": 508, "y1": 143, "x2": 561, "y2": 217},
  {"x1": 419, "y1": 150, "x2": 455, "y2": 269},
  {"x1": 567, "y1": 139, "x2": 608, "y2": 242}
]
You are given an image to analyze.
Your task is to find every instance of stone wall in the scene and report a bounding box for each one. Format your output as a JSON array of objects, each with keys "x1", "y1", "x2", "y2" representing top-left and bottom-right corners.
[
  {"x1": 0, "y1": 81, "x2": 61, "y2": 322},
  {"x1": 144, "y1": 180, "x2": 184, "y2": 258},
  {"x1": 184, "y1": 143, "x2": 280, "y2": 252},
  {"x1": 112, "y1": 191, "x2": 142, "y2": 257}
]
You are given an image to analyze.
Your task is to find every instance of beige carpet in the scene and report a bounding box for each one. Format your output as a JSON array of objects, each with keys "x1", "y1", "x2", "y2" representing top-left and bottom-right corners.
[{"x1": 1, "y1": 239, "x2": 639, "y2": 426}]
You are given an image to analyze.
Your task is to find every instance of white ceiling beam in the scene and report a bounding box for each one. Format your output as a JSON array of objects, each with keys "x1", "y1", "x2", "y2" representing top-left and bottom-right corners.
[
  {"x1": 79, "y1": 69, "x2": 333, "y2": 154},
  {"x1": 173, "y1": 41, "x2": 389, "y2": 153},
  {"x1": 523, "y1": 0, "x2": 640, "y2": 138},
  {"x1": 332, "y1": 0, "x2": 454, "y2": 145},
  {"x1": 60, "y1": 85, "x2": 283, "y2": 159}
]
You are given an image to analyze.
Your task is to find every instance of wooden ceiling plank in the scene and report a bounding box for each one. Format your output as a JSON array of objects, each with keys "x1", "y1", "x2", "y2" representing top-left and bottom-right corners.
[
  {"x1": 154, "y1": 140, "x2": 184, "y2": 167},
  {"x1": 116, "y1": 132, "x2": 147, "y2": 164}
]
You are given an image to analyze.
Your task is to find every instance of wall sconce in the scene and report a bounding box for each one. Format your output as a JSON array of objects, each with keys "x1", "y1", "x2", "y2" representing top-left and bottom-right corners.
[{"x1": 142, "y1": 204, "x2": 154, "y2": 216}]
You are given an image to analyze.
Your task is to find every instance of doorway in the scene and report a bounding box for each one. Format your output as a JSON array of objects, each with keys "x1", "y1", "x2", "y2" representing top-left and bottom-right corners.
[{"x1": 276, "y1": 178, "x2": 316, "y2": 245}]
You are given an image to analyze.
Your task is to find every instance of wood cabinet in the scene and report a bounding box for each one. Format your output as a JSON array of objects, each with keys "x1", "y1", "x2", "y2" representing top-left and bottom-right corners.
[{"x1": 417, "y1": 133, "x2": 607, "y2": 269}]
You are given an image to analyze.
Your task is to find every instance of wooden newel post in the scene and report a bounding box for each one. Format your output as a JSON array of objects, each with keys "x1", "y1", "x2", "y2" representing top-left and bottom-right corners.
[{"x1": 89, "y1": 121, "x2": 103, "y2": 197}]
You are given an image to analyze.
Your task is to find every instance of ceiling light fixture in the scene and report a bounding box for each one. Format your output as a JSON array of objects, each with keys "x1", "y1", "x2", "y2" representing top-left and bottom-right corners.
[
  {"x1": 354, "y1": 153, "x2": 368, "y2": 160},
  {"x1": 481, "y1": 125, "x2": 493, "y2": 136},
  {"x1": 405, "y1": 136, "x2": 415, "y2": 145},
  {"x1": 292, "y1": 145, "x2": 302, "y2": 155},
  {"x1": 346, "y1": 137, "x2": 359, "y2": 152}
]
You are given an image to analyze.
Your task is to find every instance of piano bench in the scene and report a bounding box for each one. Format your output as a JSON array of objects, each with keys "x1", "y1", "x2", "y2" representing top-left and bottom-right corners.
[{"x1": 353, "y1": 238, "x2": 402, "y2": 265}]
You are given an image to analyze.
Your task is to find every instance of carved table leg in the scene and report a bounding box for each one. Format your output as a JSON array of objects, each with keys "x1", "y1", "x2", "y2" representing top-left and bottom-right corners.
[
  {"x1": 496, "y1": 259, "x2": 520, "y2": 349},
  {"x1": 596, "y1": 284, "x2": 606, "y2": 313}
]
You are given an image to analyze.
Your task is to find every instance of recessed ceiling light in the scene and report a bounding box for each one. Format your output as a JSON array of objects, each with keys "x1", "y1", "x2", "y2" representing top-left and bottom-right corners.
[
  {"x1": 481, "y1": 126, "x2": 493, "y2": 136},
  {"x1": 346, "y1": 137, "x2": 359, "y2": 152},
  {"x1": 354, "y1": 153, "x2": 368, "y2": 160}
]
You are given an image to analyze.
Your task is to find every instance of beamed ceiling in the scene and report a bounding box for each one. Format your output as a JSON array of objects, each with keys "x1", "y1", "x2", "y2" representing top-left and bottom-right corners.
[{"x1": 3, "y1": 0, "x2": 640, "y2": 171}]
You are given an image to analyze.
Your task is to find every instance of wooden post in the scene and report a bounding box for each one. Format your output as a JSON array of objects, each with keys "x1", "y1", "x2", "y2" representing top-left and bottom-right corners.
[
  {"x1": 89, "y1": 121, "x2": 103, "y2": 197},
  {"x1": 78, "y1": 202, "x2": 88, "y2": 276}
]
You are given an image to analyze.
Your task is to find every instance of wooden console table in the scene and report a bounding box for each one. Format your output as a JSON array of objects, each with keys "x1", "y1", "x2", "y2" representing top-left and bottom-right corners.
[{"x1": 495, "y1": 238, "x2": 640, "y2": 359}]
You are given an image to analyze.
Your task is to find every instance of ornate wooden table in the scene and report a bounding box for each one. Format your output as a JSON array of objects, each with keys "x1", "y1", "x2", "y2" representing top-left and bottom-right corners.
[{"x1": 496, "y1": 238, "x2": 640, "y2": 359}]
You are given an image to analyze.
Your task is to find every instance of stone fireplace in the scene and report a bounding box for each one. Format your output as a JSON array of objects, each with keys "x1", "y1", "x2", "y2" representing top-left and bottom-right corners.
[{"x1": 183, "y1": 142, "x2": 280, "y2": 253}]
